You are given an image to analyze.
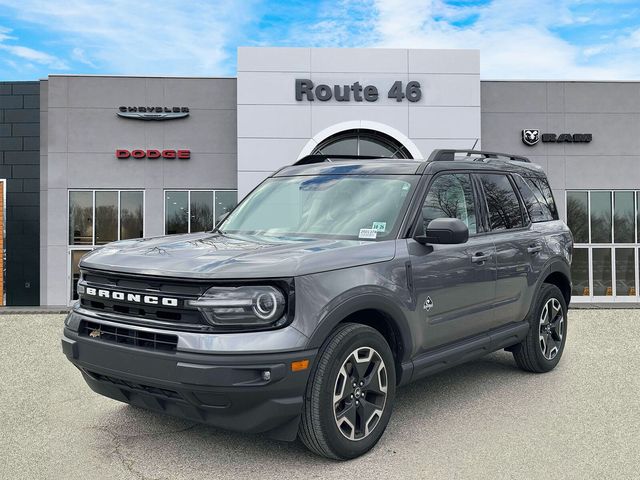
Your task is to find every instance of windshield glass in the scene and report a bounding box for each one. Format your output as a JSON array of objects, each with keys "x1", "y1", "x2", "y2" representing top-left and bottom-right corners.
[{"x1": 220, "y1": 175, "x2": 417, "y2": 241}]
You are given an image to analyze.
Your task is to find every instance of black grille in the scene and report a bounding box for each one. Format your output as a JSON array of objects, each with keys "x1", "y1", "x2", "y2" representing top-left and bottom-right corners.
[
  {"x1": 80, "y1": 320, "x2": 178, "y2": 352},
  {"x1": 86, "y1": 370, "x2": 181, "y2": 399},
  {"x1": 79, "y1": 268, "x2": 208, "y2": 328},
  {"x1": 79, "y1": 298, "x2": 203, "y2": 325}
]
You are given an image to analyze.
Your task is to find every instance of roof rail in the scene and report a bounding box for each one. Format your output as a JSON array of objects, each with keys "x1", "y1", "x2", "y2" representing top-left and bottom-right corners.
[
  {"x1": 293, "y1": 154, "x2": 392, "y2": 166},
  {"x1": 427, "y1": 149, "x2": 531, "y2": 163}
]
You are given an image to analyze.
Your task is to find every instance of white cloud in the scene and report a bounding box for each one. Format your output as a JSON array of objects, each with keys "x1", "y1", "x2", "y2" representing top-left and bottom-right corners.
[
  {"x1": 71, "y1": 47, "x2": 97, "y2": 68},
  {"x1": 303, "y1": 0, "x2": 640, "y2": 80},
  {"x1": 0, "y1": 0, "x2": 258, "y2": 76},
  {"x1": 365, "y1": 0, "x2": 639, "y2": 79},
  {"x1": 0, "y1": 26, "x2": 69, "y2": 70},
  {"x1": 0, "y1": 44, "x2": 69, "y2": 69},
  {"x1": 0, "y1": 0, "x2": 639, "y2": 80}
]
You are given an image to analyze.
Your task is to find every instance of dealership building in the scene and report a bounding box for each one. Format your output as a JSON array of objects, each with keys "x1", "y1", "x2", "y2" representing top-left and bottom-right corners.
[{"x1": 0, "y1": 47, "x2": 637, "y2": 307}]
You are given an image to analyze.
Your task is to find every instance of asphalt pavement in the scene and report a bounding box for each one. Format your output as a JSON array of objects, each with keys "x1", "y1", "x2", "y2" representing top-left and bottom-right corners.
[{"x1": 1, "y1": 310, "x2": 638, "y2": 480}]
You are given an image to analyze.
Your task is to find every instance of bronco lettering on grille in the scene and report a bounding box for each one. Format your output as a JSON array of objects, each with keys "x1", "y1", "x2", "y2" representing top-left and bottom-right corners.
[{"x1": 84, "y1": 287, "x2": 179, "y2": 307}]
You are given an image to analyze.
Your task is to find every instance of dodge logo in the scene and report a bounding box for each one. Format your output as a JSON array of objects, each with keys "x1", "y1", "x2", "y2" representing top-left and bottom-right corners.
[
  {"x1": 522, "y1": 129, "x2": 540, "y2": 146},
  {"x1": 84, "y1": 287, "x2": 179, "y2": 307}
]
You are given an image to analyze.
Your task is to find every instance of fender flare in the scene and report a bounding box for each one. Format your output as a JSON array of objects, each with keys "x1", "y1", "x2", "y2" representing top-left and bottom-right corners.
[
  {"x1": 538, "y1": 258, "x2": 571, "y2": 294},
  {"x1": 306, "y1": 293, "x2": 414, "y2": 377},
  {"x1": 527, "y1": 258, "x2": 572, "y2": 320}
]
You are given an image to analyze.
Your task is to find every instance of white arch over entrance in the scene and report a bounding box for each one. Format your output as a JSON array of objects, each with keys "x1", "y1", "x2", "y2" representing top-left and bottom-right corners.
[{"x1": 297, "y1": 120, "x2": 423, "y2": 160}]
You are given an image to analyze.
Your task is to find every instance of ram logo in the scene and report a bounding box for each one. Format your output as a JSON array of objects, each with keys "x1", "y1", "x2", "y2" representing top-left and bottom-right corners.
[{"x1": 522, "y1": 129, "x2": 540, "y2": 146}]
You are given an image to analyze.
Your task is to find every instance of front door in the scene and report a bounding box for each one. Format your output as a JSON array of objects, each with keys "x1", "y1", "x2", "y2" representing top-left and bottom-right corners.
[
  {"x1": 475, "y1": 172, "x2": 544, "y2": 327},
  {"x1": 409, "y1": 172, "x2": 496, "y2": 352}
]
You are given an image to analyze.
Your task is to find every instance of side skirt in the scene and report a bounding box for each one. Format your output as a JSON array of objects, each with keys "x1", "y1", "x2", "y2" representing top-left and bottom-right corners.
[{"x1": 403, "y1": 321, "x2": 529, "y2": 385}]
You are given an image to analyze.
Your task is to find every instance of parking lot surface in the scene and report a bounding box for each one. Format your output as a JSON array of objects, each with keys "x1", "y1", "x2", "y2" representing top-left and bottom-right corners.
[{"x1": 1, "y1": 310, "x2": 639, "y2": 480}]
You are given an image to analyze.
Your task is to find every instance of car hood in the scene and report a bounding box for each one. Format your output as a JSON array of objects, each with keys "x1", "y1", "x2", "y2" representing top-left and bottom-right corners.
[{"x1": 79, "y1": 232, "x2": 396, "y2": 279}]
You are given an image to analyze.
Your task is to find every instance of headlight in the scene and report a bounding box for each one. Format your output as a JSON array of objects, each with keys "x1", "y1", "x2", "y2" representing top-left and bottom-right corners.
[{"x1": 187, "y1": 285, "x2": 287, "y2": 328}]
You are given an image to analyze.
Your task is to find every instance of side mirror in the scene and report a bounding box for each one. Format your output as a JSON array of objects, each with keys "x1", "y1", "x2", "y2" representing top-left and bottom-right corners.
[
  {"x1": 414, "y1": 218, "x2": 469, "y2": 245},
  {"x1": 216, "y1": 212, "x2": 230, "y2": 226}
]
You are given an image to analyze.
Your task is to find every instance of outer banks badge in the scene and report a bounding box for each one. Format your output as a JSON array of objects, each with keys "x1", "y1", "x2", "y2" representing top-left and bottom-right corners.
[{"x1": 423, "y1": 296, "x2": 434, "y2": 312}]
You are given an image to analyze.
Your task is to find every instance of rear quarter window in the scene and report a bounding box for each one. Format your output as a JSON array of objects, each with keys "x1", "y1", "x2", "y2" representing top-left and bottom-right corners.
[
  {"x1": 522, "y1": 175, "x2": 559, "y2": 221},
  {"x1": 513, "y1": 174, "x2": 555, "y2": 222}
]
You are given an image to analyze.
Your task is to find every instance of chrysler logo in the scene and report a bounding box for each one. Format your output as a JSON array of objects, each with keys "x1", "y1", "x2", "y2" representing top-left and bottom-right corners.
[
  {"x1": 84, "y1": 287, "x2": 179, "y2": 307},
  {"x1": 117, "y1": 106, "x2": 189, "y2": 121}
]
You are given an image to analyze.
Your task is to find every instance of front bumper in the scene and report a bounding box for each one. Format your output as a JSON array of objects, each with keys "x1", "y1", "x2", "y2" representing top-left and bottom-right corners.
[{"x1": 62, "y1": 320, "x2": 317, "y2": 441}]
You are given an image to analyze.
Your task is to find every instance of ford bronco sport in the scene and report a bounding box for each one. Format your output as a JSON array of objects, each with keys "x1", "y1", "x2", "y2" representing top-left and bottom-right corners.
[{"x1": 62, "y1": 149, "x2": 572, "y2": 460}]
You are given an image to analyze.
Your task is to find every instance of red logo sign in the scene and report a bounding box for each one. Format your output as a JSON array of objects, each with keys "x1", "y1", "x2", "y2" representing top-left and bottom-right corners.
[{"x1": 116, "y1": 149, "x2": 190, "y2": 159}]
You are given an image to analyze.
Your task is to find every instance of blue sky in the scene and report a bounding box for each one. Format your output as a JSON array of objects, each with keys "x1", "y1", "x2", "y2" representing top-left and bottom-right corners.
[{"x1": 1, "y1": 0, "x2": 640, "y2": 80}]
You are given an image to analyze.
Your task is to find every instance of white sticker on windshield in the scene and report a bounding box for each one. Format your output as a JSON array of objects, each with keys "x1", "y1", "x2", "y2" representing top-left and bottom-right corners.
[
  {"x1": 372, "y1": 222, "x2": 386, "y2": 232},
  {"x1": 359, "y1": 228, "x2": 378, "y2": 240}
]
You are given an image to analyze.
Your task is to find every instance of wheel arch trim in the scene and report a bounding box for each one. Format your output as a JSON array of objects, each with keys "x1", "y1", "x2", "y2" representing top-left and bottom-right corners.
[{"x1": 306, "y1": 294, "x2": 414, "y2": 383}]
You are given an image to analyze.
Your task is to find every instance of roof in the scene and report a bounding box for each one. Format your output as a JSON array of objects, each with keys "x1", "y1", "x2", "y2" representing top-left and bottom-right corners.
[
  {"x1": 274, "y1": 152, "x2": 546, "y2": 177},
  {"x1": 275, "y1": 159, "x2": 426, "y2": 176}
]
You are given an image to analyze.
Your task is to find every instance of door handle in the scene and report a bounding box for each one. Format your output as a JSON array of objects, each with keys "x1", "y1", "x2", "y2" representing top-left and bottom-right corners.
[
  {"x1": 471, "y1": 252, "x2": 491, "y2": 264},
  {"x1": 527, "y1": 244, "x2": 543, "y2": 254}
]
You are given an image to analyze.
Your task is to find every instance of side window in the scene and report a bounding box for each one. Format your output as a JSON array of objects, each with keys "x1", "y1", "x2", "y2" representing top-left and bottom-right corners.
[
  {"x1": 477, "y1": 173, "x2": 525, "y2": 231},
  {"x1": 422, "y1": 173, "x2": 477, "y2": 235},
  {"x1": 524, "y1": 176, "x2": 559, "y2": 220},
  {"x1": 513, "y1": 174, "x2": 554, "y2": 222}
]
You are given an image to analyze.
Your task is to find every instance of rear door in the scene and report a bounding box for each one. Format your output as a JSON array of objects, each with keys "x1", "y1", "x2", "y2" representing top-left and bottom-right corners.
[
  {"x1": 475, "y1": 172, "x2": 546, "y2": 327},
  {"x1": 408, "y1": 172, "x2": 497, "y2": 352}
]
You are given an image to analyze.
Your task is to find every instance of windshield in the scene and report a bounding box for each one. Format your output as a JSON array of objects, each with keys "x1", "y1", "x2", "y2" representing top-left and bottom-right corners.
[{"x1": 219, "y1": 174, "x2": 418, "y2": 241}]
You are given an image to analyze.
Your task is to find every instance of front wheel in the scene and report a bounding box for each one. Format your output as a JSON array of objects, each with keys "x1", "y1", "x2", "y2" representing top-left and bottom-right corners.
[
  {"x1": 513, "y1": 283, "x2": 568, "y2": 373},
  {"x1": 299, "y1": 323, "x2": 396, "y2": 460}
]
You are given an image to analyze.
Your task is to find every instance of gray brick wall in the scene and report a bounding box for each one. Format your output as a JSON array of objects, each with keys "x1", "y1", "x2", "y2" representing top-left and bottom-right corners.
[{"x1": 0, "y1": 81, "x2": 40, "y2": 306}]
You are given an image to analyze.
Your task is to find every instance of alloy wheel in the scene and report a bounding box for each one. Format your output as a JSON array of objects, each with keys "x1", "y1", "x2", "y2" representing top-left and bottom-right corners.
[
  {"x1": 333, "y1": 346, "x2": 388, "y2": 441},
  {"x1": 539, "y1": 297, "x2": 564, "y2": 360}
]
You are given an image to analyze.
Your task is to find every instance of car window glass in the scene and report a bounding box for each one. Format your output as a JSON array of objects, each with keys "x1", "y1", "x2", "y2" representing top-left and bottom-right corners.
[
  {"x1": 478, "y1": 173, "x2": 525, "y2": 230},
  {"x1": 524, "y1": 176, "x2": 559, "y2": 220},
  {"x1": 513, "y1": 174, "x2": 553, "y2": 222},
  {"x1": 422, "y1": 173, "x2": 477, "y2": 234}
]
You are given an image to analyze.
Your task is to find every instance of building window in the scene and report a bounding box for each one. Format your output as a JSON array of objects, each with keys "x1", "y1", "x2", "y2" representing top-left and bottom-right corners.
[
  {"x1": 312, "y1": 129, "x2": 412, "y2": 159},
  {"x1": 68, "y1": 190, "x2": 144, "y2": 301},
  {"x1": 164, "y1": 190, "x2": 237, "y2": 235},
  {"x1": 69, "y1": 190, "x2": 144, "y2": 246},
  {"x1": 566, "y1": 190, "x2": 639, "y2": 301}
]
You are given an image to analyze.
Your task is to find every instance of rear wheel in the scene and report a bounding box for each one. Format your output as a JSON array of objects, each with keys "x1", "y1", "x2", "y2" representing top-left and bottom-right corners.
[
  {"x1": 513, "y1": 283, "x2": 567, "y2": 373},
  {"x1": 299, "y1": 323, "x2": 396, "y2": 460}
]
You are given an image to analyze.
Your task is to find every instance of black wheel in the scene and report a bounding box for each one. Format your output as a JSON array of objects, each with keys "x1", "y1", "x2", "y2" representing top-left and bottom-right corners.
[
  {"x1": 513, "y1": 283, "x2": 567, "y2": 373},
  {"x1": 299, "y1": 323, "x2": 396, "y2": 460}
]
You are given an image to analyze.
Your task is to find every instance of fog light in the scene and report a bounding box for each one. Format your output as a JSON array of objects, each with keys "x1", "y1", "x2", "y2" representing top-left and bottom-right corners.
[{"x1": 261, "y1": 370, "x2": 271, "y2": 382}]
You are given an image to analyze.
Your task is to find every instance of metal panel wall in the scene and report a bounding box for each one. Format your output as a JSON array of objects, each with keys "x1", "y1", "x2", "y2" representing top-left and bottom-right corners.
[
  {"x1": 0, "y1": 81, "x2": 40, "y2": 306},
  {"x1": 41, "y1": 76, "x2": 237, "y2": 306},
  {"x1": 237, "y1": 47, "x2": 481, "y2": 198},
  {"x1": 481, "y1": 81, "x2": 640, "y2": 217}
]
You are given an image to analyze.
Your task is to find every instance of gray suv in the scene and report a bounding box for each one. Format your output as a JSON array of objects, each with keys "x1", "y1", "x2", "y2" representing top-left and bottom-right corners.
[{"x1": 62, "y1": 149, "x2": 572, "y2": 460}]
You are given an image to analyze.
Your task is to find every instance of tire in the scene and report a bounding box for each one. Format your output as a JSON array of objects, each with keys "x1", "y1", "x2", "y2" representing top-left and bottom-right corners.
[
  {"x1": 299, "y1": 323, "x2": 396, "y2": 460},
  {"x1": 513, "y1": 283, "x2": 568, "y2": 373}
]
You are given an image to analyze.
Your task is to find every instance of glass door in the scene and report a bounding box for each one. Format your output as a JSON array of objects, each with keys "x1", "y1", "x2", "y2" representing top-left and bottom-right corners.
[{"x1": 567, "y1": 190, "x2": 639, "y2": 303}]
